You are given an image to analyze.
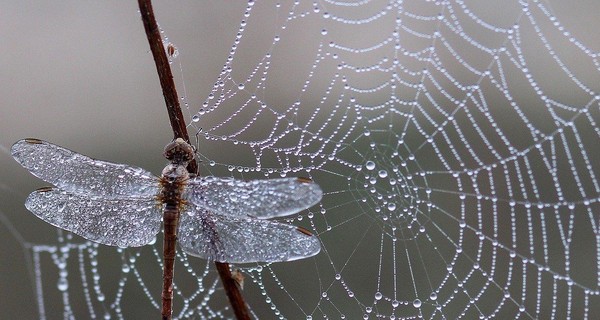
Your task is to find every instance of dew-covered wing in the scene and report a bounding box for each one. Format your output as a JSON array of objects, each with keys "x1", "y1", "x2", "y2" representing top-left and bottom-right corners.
[
  {"x1": 11, "y1": 139, "x2": 159, "y2": 198},
  {"x1": 178, "y1": 208, "x2": 321, "y2": 263},
  {"x1": 25, "y1": 187, "x2": 161, "y2": 247},
  {"x1": 183, "y1": 176, "x2": 322, "y2": 219}
]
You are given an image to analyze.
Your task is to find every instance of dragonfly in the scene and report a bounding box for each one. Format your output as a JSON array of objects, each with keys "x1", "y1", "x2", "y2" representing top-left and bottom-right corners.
[{"x1": 11, "y1": 138, "x2": 322, "y2": 319}]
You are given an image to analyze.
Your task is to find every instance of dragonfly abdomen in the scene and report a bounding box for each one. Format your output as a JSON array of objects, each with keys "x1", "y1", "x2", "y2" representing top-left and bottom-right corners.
[{"x1": 158, "y1": 162, "x2": 189, "y2": 320}]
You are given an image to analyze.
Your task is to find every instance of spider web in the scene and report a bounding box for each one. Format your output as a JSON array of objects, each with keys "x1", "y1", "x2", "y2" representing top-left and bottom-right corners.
[{"x1": 3, "y1": 0, "x2": 600, "y2": 319}]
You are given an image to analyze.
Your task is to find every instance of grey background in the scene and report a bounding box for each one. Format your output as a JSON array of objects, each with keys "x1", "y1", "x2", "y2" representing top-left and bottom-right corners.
[{"x1": 1, "y1": 1, "x2": 599, "y2": 319}]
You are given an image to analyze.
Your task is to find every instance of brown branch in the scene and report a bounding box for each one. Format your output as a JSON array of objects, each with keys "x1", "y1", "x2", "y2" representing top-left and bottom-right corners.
[
  {"x1": 215, "y1": 262, "x2": 252, "y2": 319},
  {"x1": 137, "y1": 1, "x2": 251, "y2": 319}
]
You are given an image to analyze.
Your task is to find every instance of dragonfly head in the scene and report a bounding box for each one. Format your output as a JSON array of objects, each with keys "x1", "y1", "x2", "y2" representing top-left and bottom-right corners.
[{"x1": 164, "y1": 138, "x2": 195, "y2": 165}]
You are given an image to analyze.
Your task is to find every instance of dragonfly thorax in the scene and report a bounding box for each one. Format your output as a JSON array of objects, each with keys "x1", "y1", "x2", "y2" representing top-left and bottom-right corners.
[
  {"x1": 159, "y1": 163, "x2": 188, "y2": 209},
  {"x1": 161, "y1": 164, "x2": 189, "y2": 183}
]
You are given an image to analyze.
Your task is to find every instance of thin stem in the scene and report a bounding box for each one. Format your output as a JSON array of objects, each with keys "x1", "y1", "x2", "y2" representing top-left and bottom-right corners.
[
  {"x1": 137, "y1": 1, "x2": 251, "y2": 319},
  {"x1": 215, "y1": 262, "x2": 252, "y2": 319},
  {"x1": 137, "y1": 0, "x2": 189, "y2": 143}
]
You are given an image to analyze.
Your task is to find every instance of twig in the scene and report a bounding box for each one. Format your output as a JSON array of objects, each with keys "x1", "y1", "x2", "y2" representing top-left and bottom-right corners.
[
  {"x1": 215, "y1": 262, "x2": 252, "y2": 319},
  {"x1": 137, "y1": 1, "x2": 251, "y2": 319}
]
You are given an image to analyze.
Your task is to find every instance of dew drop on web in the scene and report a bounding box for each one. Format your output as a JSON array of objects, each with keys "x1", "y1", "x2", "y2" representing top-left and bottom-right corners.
[
  {"x1": 365, "y1": 161, "x2": 376, "y2": 171},
  {"x1": 413, "y1": 299, "x2": 421, "y2": 308}
]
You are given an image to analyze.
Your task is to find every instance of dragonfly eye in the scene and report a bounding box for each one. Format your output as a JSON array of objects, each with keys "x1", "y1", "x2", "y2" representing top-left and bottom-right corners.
[{"x1": 164, "y1": 138, "x2": 195, "y2": 163}]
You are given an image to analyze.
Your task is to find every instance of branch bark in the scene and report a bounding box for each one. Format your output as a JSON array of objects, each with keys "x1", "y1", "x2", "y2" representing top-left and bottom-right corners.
[{"x1": 137, "y1": 1, "x2": 251, "y2": 319}]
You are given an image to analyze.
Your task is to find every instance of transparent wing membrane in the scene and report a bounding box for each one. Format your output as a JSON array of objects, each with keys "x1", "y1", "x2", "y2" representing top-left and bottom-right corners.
[
  {"x1": 26, "y1": 187, "x2": 162, "y2": 247},
  {"x1": 184, "y1": 176, "x2": 322, "y2": 219},
  {"x1": 178, "y1": 209, "x2": 321, "y2": 263},
  {"x1": 13, "y1": 139, "x2": 323, "y2": 259},
  {"x1": 12, "y1": 139, "x2": 159, "y2": 198}
]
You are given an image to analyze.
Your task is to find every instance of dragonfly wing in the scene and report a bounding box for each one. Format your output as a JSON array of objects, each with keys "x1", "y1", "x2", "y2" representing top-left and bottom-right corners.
[
  {"x1": 25, "y1": 187, "x2": 161, "y2": 247},
  {"x1": 178, "y1": 208, "x2": 321, "y2": 263},
  {"x1": 183, "y1": 177, "x2": 322, "y2": 219},
  {"x1": 11, "y1": 139, "x2": 159, "y2": 198}
]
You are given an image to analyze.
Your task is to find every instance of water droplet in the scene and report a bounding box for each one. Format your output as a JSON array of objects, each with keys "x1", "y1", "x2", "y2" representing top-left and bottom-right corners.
[
  {"x1": 375, "y1": 292, "x2": 383, "y2": 300},
  {"x1": 57, "y1": 278, "x2": 68, "y2": 291},
  {"x1": 413, "y1": 299, "x2": 422, "y2": 308},
  {"x1": 378, "y1": 170, "x2": 388, "y2": 178},
  {"x1": 430, "y1": 292, "x2": 437, "y2": 300},
  {"x1": 365, "y1": 161, "x2": 376, "y2": 170}
]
